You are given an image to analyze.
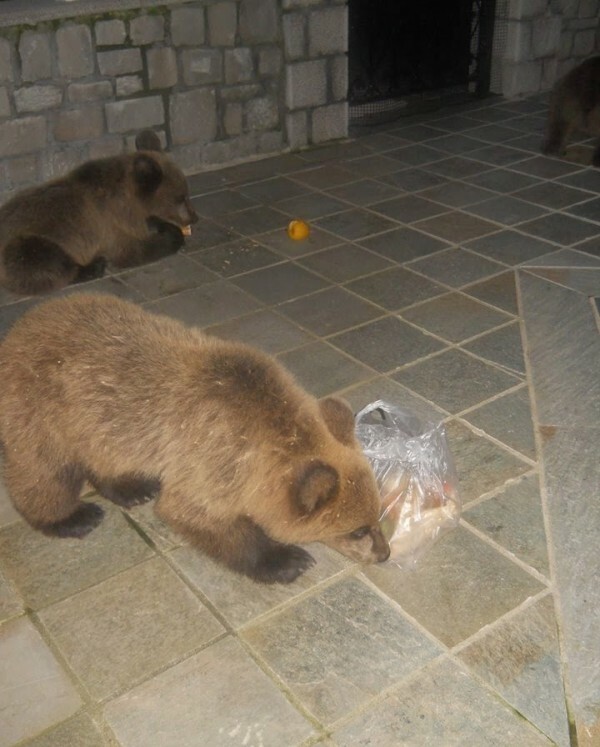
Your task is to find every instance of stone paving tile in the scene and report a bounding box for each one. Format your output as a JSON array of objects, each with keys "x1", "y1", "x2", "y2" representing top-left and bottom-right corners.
[
  {"x1": 393, "y1": 349, "x2": 521, "y2": 415},
  {"x1": 206, "y1": 308, "x2": 313, "y2": 354},
  {"x1": 170, "y1": 542, "x2": 351, "y2": 629},
  {"x1": 444, "y1": 420, "x2": 531, "y2": 504},
  {"x1": 277, "y1": 286, "x2": 383, "y2": 336},
  {"x1": 462, "y1": 321, "x2": 525, "y2": 375},
  {"x1": 420, "y1": 156, "x2": 492, "y2": 179},
  {"x1": 184, "y1": 218, "x2": 240, "y2": 251},
  {"x1": 341, "y1": 153, "x2": 409, "y2": 178},
  {"x1": 465, "y1": 144, "x2": 536, "y2": 166},
  {"x1": 463, "y1": 271, "x2": 519, "y2": 314},
  {"x1": 104, "y1": 636, "x2": 314, "y2": 747},
  {"x1": 330, "y1": 316, "x2": 446, "y2": 373},
  {"x1": 464, "y1": 167, "x2": 542, "y2": 194},
  {"x1": 0, "y1": 502, "x2": 154, "y2": 609},
  {"x1": 511, "y1": 156, "x2": 583, "y2": 179},
  {"x1": 333, "y1": 658, "x2": 552, "y2": 746},
  {"x1": 457, "y1": 595, "x2": 569, "y2": 746},
  {"x1": 232, "y1": 263, "x2": 329, "y2": 305},
  {"x1": 386, "y1": 143, "x2": 446, "y2": 167},
  {"x1": 326, "y1": 178, "x2": 401, "y2": 205},
  {"x1": 238, "y1": 176, "x2": 309, "y2": 204},
  {"x1": 21, "y1": 713, "x2": 108, "y2": 747},
  {"x1": 257, "y1": 225, "x2": 341, "y2": 258},
  {"x1": 217, "y1": 205, "x2": 292, "y2": 236},
  {"x1": 195, "y1": 238, "x2": 282, "y2": 278},
  {"x1": 314, "y1": 208, "x2": 399, "y2": 241},
  {"x1": 0, "y1": 566, "x2": 22, "y2": 622},
  {"x1": 463, "y1": 474, "x2": 549, "y2": 577},
  {"x1": 465, "y1": 195, "x2": 549, "y2": 226},
  {"x1": 289, "y1": 164, "x2": 357, "y2": 189},
  {"x1": 410, "y1": 248, "x2": 504, "y2": 288},
  {"x1": 358, "y1": 227, "x2": 451, "y2": 264},
  {"x1": 345, "y1": 266, "x2": 446, "y2": 311},
  {"x1": 400, "y1": 292, "x2": 512, "y2": 343},
  {"x1": 520, "y1": 248, "x2": 600, "y2": 268},
  {"x1": 278, "y1": 341, "x2": 373, "y2": 397},
  {"x1": 191, "y1": 188, "x2": 257, "y2": 216},
  {"x1": 419, "y1": 181, "x2": 496, "y2": 208},
  {"x1": 242, "y1": 576, "x2": 442, "y2": 724},
  {"x1": 118, "y1": 254, "x2": 218, "y2": 299},
  {"x1": 411, "y1": 212, "x2": 500, "y2": 245},
  {"x1": 146, "y1": 281, "x2": 260, "y2": 327},
  {"x1": 525, "y1": 268, "x2": 600, "y2": 296},
  {"x1": 0, "y1": 617, "x2": 82, "y2": 745},
  {"x1": 465, "y1": 229, "x2": 556, "y2": 265},
  {"x1": 298, "y1": 243, "x2": 393, "y2": 282},
  {"x1": 428, "y1": 133, "x2": 489, "y2": 154},
  {"x1": 366, "y1": 525, "x2": 544, "y2": 647},
  {"x1": 39, "y1": 557, "x2": 224, "y2": 701},
  {"x1": 276, "y1": 190, "x2": 350, "y2": 219},
  {"x1": 557, "y1": 169, "x2": 600, "y2": 192},
  {"x1": 369, "y1": 194, "x2": 449, "y2": 223},
  {"x1": 566, "y1": 196, "x2": 600, "y2": 222},
  {"x1": 513, "y1": 181, "x2": 594, "y2": 209},
  {"x1": 519, "y1": 212, "x2": 600, "y2": 246},
  {"x1": 381, "y1": 167, "x2": 450, "y2": 192}
]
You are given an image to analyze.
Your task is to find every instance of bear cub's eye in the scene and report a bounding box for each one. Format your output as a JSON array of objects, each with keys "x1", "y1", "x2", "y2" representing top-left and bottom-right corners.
[{"x1": 350, "y1": 526, "x2": 370, "y2": 540}]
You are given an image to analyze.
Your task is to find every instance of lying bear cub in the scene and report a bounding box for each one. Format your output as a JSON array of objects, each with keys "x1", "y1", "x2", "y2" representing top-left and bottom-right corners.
[
  {"x1": 0, "y1": 294, "x2": 390, "y2": 583},
  {"x1": 0, "y1": 130, "x2": 198, "y2": 296}
]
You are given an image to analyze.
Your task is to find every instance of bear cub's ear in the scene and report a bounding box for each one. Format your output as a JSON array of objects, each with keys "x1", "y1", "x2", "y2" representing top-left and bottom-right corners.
[
  {"x1": 292, "y1": 460, "x2": 339, "y2": 516},
  {"x1": 135, "y1": 130, "x2": 163, "y2": 153},
  {"x1": 319, "y1": 397, "x2": 356, "y2": 446},
  {"x1": 133, "y1": 154, "x2": 163, "y2": 195}
]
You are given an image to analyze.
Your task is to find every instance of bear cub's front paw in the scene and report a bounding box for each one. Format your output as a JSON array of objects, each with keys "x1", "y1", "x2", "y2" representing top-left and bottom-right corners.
[{"x1": 253, "y1": 544, "x2": 316, "y2": 584}]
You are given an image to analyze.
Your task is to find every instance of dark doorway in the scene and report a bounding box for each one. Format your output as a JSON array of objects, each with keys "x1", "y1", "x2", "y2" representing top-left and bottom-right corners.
[{"x1": 349, "y1": 0, "x2": 497, "y2": 124}]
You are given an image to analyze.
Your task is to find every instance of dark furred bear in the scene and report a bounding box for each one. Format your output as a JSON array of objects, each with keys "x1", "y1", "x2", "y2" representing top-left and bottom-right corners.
[
  {"x1": 0, "y1": 131, "x2": 198, "y2": 296},
  {"x1": 542, "y1": 56, "x2": 600, "y2": 166},
  {"x1": 0, "y1": 294, "x2": 390, "y2": 584}
]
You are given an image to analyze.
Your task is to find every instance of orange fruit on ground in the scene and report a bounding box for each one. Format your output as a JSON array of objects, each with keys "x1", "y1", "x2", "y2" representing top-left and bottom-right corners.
[{"x1": 287, "y1": 219, "x2": 310, "y2": 240}]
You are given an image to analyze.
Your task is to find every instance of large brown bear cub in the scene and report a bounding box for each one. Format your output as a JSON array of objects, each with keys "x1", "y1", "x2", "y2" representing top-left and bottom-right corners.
[
  {"x1": 542, "y1": 56, "x2": 600, "y2": 166},
  {"x1": 0, "y1": 294, "x2": 389, "y2": 583},
  {"x1": 0, "y1": 131, "x2": 198, "y2": 296}
]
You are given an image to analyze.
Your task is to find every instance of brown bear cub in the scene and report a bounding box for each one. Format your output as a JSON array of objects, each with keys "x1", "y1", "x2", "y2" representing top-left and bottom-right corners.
[
  {"x1": 0, "y1": 294, "x2": 389, "y2": 583},
  {"x1": 0, "y1": 130, "x2": 198, "y2": 296},
  {"x1": 542, "y1": 56, "x2": 600, "y2": 166}
]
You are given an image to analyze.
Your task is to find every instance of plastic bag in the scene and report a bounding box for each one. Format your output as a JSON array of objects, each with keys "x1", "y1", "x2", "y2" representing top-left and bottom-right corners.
[{"x1": 355, "y1": 400, "x2": 461, "y2": 569}]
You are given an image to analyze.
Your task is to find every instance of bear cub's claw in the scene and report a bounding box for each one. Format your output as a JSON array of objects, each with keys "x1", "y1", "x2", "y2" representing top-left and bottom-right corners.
[
  {"x1": 40, "y1": 502, "x2": 105, "y2": 539},
  {"x1": 254, "y1": 544, "x2": 316, "y2": 584}
]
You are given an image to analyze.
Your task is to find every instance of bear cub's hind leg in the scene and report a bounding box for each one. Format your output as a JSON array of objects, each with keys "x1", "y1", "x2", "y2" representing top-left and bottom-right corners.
[
  {"x1": 90, "y1": 473, "x2": 161, "y2": 508},
  {"x1": 3, "y1": 459, "x2": 104, "y2": 539}
]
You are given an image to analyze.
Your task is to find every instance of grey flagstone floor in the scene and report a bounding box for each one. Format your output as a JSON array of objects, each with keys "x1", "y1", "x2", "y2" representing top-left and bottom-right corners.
[{"x1": 1, "y1": 91, "x2": 599, "y2": 747}]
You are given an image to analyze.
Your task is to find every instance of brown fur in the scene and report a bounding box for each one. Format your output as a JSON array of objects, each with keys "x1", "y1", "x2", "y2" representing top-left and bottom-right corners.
[
  {"x1": 542, "y1": 56, "x2": 600, "y2": 166},
  {"x1": 0, "y1": 131, "x2": 198, "y2": 296},
  {"x1": 0, "y1": 294, "x2": 389, "y2": 583}
]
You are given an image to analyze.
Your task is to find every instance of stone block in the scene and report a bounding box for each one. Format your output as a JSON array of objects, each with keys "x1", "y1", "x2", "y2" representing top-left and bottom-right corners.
[
  {"x1": 207, "y1": 2, "x2": 237, "y2": 46},
  {"x1": 225, "y1": 102, "x2": 243, "y2": 135},
  {"x1": 42, "y1": 147, "x2": 86, "y2": 180},
  {"x1": 201, "y1": 133, "x2": 256, "y2": 164},
  {"x1": 258, "y1": 130, "x2": 283, "y2": 154},
  {"x1": 14, "y1": 85, "x2": 62, "y2": 113},
  {"x1": 0, "y1": 117, "x2": 46, "y2": 158},
  {"x1": 532, "y1": 16, "x2": 562, "y2": 57},
  {"x1": 579, "y1": 0, "x2": 599, "y2": 17},
  {"x1": 505, "y1": 20, "x2": 532, "y2": 62},
  {"x1": 508, "y1": 0, "x2": 549, "y2": 18},
  {"x1": 171, "y1": 8, "x2": 205, "y2": 46},
  {"x1": 181, "y1": 49, "x2": 222, "y2": 85},
  {"x1": 542, "y1": 57, "x2": 558, "y2": 89},
  {"x1": 283, "y1": 13, "x2": 306, "y2": 61},
  {"x1": 0, "y1": 38, "x2": 11, "y2": 81},
  {"x1": 221, "y1": 84, "x2": 262, "y2": 101},
  {"x1": 54, "y1": 106, "x2": 104, "y2": 142},
  {"x1": 246, "y1": 96, "x2": 279, "y2": 130},
  {"x1": 95, "y1": 19, "x2": 126, "y2": 46},
  {"x1": 309, "y1": 7, "x2": 348, "y2": 56},
  {"x1": 169, "y1": 88, "x2": 217, "y2": 145},
  {"x1": 286, "y1": 110, "x2": 308, "y2": 149},
  {"x1": 311, "y1": 102, "x2": 348, "y2": 143},
  {"x1": 224, "y1": 48, "x2": 254, "y2": 84},
  {"x1": 130, "y1": 15, "x2": 165, "y2": 46},
  {"x1": 239, "y1": 0, "x2": 278, "y2": 44},
  {"x1": 259, "y1": 46, "x2": 282, "y2": 76},
  {"x1": 68, "y1": 81, "x2": 113, "y2": 103},
  {"x1": 573, "y1": 29, "x2": 597, "y2": 55},
  {"x1": 0, "y1": 87, "x2": 10, "y2": 118},
  {"x1": 283, "y1": 0, "x2": 322, "y2": 8},
  {"x1": 105, "y1": 96, "x2": 165, "y2": 133},
  {"x1": 125, "y1": 130, "x2": 167, "y2": 152},
  {"x1": 331, "y1": 54, "x2": 348, "y2": 100},
  {"x1": 558, "y1": 31, "x2": 573, "y2": 59},
  {"x1": 147, "y1": 47, "x2": 178, "y2": 89},
  {"x1": 550, "y1": 0, "x2": 580, "y2": 16},
  {"x1": 89, "y1": 136, "x2": 124, "y2": 160},
  {"x1": 19, "y1": 32, "x2": 52, "y2": 82},
  {"x1": 98, "y1": 49, "x2": 143, "y2": 77},
  {"x1": 501, "y1": 59, "x2": 543, "y2": 96},
  {"x1": 286, "y1": 59, "x2": 327, "y2": 109},
  {"x1": 116, "y1": 75, "x2": 144, "y2": 97},
  {"x1": 56, "y1": 25, "x2": 94, "y2": 78},
  {"x1": 5, "y1": 155, "x2": 37, "y2": 186}
]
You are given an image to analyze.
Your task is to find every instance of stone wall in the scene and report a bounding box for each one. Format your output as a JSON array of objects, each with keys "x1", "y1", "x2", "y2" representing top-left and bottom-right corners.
[
  {"x1": 0, "y1": 0, "x2": 348, "y2": 199},
  {"x1": 492, "y1": 0, "x2": 600, "y2": 96}
]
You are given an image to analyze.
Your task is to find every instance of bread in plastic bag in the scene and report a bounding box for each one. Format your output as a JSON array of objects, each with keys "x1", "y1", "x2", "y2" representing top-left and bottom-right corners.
[{"x1": 355, "y1": 400, "x2": 461, "y2": 569}]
